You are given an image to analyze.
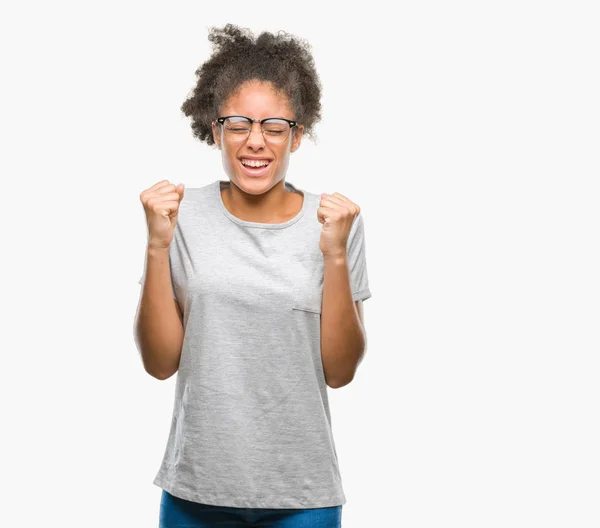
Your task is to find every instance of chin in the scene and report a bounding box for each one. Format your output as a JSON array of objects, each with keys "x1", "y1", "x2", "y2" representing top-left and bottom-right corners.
[{"x1": 234, "y1": 174, "x2": 280, "y2": 194}]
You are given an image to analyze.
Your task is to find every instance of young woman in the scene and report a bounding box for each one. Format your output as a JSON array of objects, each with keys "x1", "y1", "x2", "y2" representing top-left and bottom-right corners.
[{"x1": 135, "y1": 23, "x2": 372, "y2": 528}]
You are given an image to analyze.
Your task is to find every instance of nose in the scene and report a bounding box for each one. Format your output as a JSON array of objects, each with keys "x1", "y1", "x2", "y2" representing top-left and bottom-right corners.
[{"x1": 246, "y1": 122, "x2": 266, "y2": 149}]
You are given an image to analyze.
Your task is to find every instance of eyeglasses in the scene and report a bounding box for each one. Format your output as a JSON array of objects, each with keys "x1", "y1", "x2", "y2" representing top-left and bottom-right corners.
[{"x1": 215, "y1": 115, "x2": 298, "y2": 144}]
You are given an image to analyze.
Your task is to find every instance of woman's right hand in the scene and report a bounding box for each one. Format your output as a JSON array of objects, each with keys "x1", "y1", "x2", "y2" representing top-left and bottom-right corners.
[{"x1": 140, "y1": 180, "x2": 185, "y2": 249}]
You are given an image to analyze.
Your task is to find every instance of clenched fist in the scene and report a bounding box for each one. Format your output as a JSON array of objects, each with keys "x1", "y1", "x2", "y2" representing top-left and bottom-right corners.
[
  {"x1": 317, "y1": 192, "x2": 361, "y2": 257},
  {"x1": 140, "y1": 180, "x2": 185, "y2": 250}
]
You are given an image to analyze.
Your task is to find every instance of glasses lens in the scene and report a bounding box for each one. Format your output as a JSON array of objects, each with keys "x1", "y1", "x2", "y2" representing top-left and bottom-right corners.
[
  {"x1": 262, "y1": 119, "x2": 290, "y2": 143},
  {"x1": 221, "y1": 117, "x2": 292, "y2": 143},
  {"x1": 223, "y1": 117, "x2": 251, "y2": 141}
]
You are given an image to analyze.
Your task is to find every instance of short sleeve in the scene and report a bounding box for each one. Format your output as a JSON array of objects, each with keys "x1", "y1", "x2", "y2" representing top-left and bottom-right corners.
[
  {"x1": 346, "y1": 213, "x2": 372, "y2": 302},
  {"x1": 138, "y1": 251, "x2": 177, "y2": 299}
]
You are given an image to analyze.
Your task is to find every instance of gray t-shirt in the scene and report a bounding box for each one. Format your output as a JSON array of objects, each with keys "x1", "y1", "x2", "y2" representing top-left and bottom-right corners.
[{"x1": 138, "y1": 178, "x2": 372, "y2": 509}]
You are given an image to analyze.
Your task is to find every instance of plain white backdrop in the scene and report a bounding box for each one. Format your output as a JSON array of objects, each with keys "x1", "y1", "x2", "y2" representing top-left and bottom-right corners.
[{"x1": 2, "y1": 1, "x2": 598, "y2": 527}]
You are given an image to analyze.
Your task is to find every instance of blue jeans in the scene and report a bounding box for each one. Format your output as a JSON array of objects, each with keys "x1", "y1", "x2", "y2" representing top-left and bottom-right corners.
[{"x1": 159, "y1": 490, "x2": 343, "y2": 527}]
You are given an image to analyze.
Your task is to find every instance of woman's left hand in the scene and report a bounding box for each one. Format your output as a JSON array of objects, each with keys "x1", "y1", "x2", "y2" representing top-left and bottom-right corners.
[{"x1": 317, "y1": 192, "x2": 361, "y2": 257}]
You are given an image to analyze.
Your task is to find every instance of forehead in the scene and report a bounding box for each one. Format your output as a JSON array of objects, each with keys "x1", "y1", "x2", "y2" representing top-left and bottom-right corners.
[{"x1": 222, "y1": 81, "x2": 293, "y2": 119}]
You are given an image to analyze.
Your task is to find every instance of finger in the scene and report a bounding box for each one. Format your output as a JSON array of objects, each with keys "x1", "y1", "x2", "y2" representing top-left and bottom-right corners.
[
  {"x1": 154, "y1": 183, "x2": 178, "y2": 195},
  {"x1": 149, "y1": 199, "x2": 181, "y2": 217},
  {"x1": 149, "y1": 192, "x2": 180, "y2": 204},
  {"x1": 326, "y1": 193, "x2": 355, "y2": 210},
  {"x1": 140, "y1": 180, "x2": 173, "y2": 202},
  {"x1": 321, "y1": 194, "x2": 347, "y2": 207},
  {"x1": 159, "y1": 200, "x2": 181, "y2": 218},
  {"x1": 320, "y1": 201, "x2": 353, "y2": 219},
  {"x1": 317, "y1": 205, "x2": 335, "y2": 225},
  {"x1": 148, "y1": 180, "x2": 172, "y2": 191},
  {"x1": 331, "y1": 191, "x2": 350, "y2": 202},
  {"x1": 321, "y1": 192, "x2": 351, "y2": 207},
  {"x1": 322, "y1": 194, "x2": 360, "y2": 218}
]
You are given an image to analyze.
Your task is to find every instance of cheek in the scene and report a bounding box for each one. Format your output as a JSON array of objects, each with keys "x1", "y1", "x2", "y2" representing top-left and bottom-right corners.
[
  {"x1": 272, "y1": 153, "x2": 290, "y2": 174},
  {"x1": 220, "y1": 149, "x2": 237, "y2": 172},
  {"x1": 223, "y1": 147, "x2": 236, "y2": 163},
  {"x1": 275, "y1": 145, "x2": 291, "y2": 161}
]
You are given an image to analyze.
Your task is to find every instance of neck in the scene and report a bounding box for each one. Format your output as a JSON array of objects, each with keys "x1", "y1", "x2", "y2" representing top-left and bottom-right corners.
[{"x1": 221, "y1": 179, "x2": 302, "y2": 224}]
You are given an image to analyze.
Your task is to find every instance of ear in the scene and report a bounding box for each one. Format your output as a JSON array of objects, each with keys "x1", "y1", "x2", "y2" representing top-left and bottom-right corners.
[
  {"x1": 290, "y1": 124, "x2": 304, "y2": 153},
  {"x1": 212, "y1": 121, "x2": 222, "y2": 149}
]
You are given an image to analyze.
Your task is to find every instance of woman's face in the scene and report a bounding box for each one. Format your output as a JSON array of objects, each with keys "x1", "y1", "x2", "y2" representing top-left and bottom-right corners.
[{"x1": 211, "y1": 80, "x2": 304, "y2": 196}]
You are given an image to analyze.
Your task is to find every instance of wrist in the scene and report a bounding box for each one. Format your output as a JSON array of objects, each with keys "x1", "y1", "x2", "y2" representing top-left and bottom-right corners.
[
  {"x1": 323, "y1": 251, "x2": 347, "y2": 266},
  {"x1": 147, "y1": 244, "x2": 170, "y2": 255}
]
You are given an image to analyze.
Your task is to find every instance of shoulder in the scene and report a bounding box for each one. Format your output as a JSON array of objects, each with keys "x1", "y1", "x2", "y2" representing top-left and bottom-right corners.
[
  {"x1": 289, "y1": 182, "x2": 321, "y2": 213},
  {"x1": 178, "y1": 180, "x2": 218, "y2": 214},
  {"x1": 182, "y1": 180, "x2": 215, "y2": 202}
]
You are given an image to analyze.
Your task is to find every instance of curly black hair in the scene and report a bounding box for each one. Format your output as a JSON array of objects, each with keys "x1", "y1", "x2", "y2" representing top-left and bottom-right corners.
[{"x1": 180, "y1": 24, "x2": 323, "y2": 147}]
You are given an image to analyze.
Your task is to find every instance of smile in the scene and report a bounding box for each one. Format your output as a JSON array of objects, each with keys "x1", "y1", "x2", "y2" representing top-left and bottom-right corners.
[
  {"x1": 241, "y1": 158, "x2": 271, "y2": 167},
  {"x1": 239, "y1": 158, "x2": 272, "y2": 177}
]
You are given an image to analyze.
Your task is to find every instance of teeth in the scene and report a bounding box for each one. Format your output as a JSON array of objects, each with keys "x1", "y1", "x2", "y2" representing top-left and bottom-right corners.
[{"x1": 242, "y1": 159, "x2": 270, "y2": 167}]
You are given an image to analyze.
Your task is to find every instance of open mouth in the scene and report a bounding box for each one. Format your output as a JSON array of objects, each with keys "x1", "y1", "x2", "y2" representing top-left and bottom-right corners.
[{"x1": 239, "y1": 158, "x2": 272, "y2": 177}]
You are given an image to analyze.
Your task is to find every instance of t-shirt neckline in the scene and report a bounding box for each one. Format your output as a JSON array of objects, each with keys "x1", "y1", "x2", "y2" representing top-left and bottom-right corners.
[{"x1": 215, "y1": 179, "x2": 306, "y2": 229}]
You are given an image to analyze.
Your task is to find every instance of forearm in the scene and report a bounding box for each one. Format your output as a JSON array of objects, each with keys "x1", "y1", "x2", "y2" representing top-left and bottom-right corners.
[
  {"x1": 134, "y1": 246, "x2": 184, "y2": 380},
  {"x1": 320, "y1": 253, "x2": 366, "y2": 388}
]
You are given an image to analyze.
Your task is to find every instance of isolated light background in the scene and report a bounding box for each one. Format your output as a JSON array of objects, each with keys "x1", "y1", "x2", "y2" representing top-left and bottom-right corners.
[{"x1": 1, "y1": 1, "x2": 598, "y2": 527}]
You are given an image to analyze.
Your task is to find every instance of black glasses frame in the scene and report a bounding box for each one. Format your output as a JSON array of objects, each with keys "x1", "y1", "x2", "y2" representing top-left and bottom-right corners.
[{"x1": 215, "y1": 115, "x2": 298, "y2": 128}]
